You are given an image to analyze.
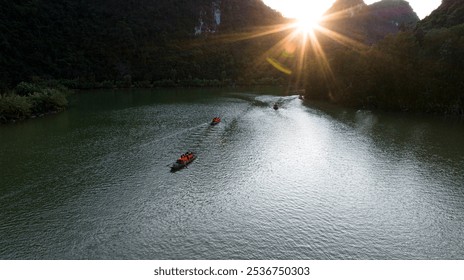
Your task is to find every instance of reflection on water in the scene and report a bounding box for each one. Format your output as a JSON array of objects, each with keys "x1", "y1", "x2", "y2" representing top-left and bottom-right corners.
[{"x1": 0, "y1": 88, "x2": 463, "y2": 259}]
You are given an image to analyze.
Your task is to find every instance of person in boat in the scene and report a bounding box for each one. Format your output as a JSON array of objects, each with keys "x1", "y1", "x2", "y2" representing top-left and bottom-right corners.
[{"x1": 180, "y1": 153, "x2": 192, "y2": 162}]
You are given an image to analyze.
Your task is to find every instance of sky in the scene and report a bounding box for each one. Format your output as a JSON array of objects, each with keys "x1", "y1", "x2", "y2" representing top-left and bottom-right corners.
[{"x1": 262, "y1": 0, "x2": 442, "y2": 20}]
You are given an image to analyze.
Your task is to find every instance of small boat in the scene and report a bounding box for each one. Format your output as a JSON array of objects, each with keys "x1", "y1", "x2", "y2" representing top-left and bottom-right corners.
[
  {"x1": 211, "y1": 117, "x2": 221, "y2": 125},
  {"x1": 170, "y1": 152, "x2": 196, "y2": 172},
  {"x1": 273, "y1": 103, "x2": 279, "y2": 110}
]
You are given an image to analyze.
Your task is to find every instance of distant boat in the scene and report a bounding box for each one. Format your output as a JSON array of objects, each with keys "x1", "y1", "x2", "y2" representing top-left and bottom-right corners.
[
  {"x1": 210, "y1": 117, "x2": 221, "y2": 125},
  {"x1": 170, "y1": 152, "x2": 196, "y2": 172}
]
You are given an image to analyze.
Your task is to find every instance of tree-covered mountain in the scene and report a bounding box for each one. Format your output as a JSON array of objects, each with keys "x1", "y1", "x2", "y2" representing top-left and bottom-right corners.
[
  {"x1": 305, "y1": 0, "x2": 464, "y2": 115},
  {"x1": 0, "y1": 0, "x2": 285, "y2": 88},
  {"x1": 325, "y1": 0, "x2": 367, "y2": 13},
  {"x1": 417, "y1": 0, "x2": 464, "y2": 30},
  {"x1": 0, "y1": 0, "x2": 425, "y2": 89},
  {"x1": 365, "y1": 0, "x2": 419, "y2": 43},
  {"x1": 321, "y1": 0, "x2": 419, "y2": 44}
]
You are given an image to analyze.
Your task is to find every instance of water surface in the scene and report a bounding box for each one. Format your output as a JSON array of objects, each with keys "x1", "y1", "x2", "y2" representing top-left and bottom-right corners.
[{"x1": 1, "y1": 88, "x2": 463, "y2": 259}]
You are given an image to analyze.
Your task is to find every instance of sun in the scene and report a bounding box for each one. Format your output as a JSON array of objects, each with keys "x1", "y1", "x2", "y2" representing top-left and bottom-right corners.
[
  {"x1": 294, "y1": 16, "x2": 321, "y2": 34},
  {"x1": 261, "y1": 0, "x2": 329, "y2": 34}
]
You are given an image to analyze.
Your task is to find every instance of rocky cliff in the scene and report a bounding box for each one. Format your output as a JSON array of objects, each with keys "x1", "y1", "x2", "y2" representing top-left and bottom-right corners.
[{"x1": 321, "y1": 0, "x2": 419, "y2": 44}]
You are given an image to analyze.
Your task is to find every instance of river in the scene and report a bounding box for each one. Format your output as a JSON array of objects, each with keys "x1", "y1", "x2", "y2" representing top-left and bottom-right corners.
[{"x1": 1, "y1": 88, "x2": 463, "y2": 259}]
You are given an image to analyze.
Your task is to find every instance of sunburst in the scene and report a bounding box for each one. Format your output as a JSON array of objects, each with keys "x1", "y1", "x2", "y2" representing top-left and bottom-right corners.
[{"x1": 186, "y1": 4, "x2": 369, "y2": 94}]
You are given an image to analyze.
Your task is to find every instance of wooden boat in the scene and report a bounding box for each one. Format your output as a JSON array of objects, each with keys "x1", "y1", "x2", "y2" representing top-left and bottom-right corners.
[
  {"x1": 170, "y1": 152, "x2": 196, "y2": 172},
  {"x1": 210, "y1": 117, "x2": 221, "y2": 125}
]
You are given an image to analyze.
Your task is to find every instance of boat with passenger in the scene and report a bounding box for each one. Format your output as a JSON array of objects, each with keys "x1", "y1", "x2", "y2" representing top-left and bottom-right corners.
[
  {"x1": 211, "y1": 117, "x2": 221, "y2": 125},
  {"x1": 170, "y1": 152, "x2": 196, "y2": 172}
]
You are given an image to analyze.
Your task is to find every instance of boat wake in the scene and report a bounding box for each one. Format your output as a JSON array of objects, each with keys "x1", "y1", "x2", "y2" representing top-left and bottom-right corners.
[{"x1": 143, "y1": 122, "x2": 209, "y2": 148}]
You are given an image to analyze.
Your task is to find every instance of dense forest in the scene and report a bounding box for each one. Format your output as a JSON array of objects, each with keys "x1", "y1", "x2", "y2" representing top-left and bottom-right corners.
[
  {"x1": 1, "y1": 0, "x2": 464, "y2": 120},
  {"x1": 306, "y1": 0, "x2": 464, "y2": 115},
  {"x1": 0, "y1": 0, "x2": 286, "y2": 89}
]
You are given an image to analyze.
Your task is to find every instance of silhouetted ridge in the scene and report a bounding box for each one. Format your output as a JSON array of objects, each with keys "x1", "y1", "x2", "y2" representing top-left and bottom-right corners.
[
  {"x1": 418, "y1": 0, "x2": 464, "y2": 29},
  {"x1": 325, "y1": 0, "x2": 367, "y2": 15},
  {"x1": 365, "y1": 0, "x2": 419, "y2": 43},
  {"x1": 321, "y1": 0, "x2": 419, "y2": 44}
]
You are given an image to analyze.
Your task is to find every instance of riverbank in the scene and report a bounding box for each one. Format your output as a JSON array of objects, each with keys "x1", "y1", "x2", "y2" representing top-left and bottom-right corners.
[
  {"x1": 0, "y1": 82, "x2": 69, "y2": 124},
  {"x1": 44, "y1": 76, "x2": 286, "y2": 90}
]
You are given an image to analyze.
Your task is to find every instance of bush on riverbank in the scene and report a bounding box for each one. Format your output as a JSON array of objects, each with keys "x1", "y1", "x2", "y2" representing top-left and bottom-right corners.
[
  {"x1": 0, "y1": 83, "x2": 69, "y2": 123},
  {"x1": 0, "y1": 94, "x2": 32, "y2": 122}
]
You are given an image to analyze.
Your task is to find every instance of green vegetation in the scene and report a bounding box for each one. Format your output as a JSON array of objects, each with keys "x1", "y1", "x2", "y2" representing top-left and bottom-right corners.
[
  {"x1": 304, "y1": 23, "x2": 464, "y2": 116},
  {"x1": 0, "y1": 82, "x2": 69, "y2": 123},
  {"x1": 0, "y1": 0, "x2": 285, "y2": 89},
  {"x1": 299, "y1": 0, "x2": 464, "y2": 116}
]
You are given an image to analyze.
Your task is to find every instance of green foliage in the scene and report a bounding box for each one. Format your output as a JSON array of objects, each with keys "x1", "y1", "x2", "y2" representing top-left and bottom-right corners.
[
  {"x1": 0, "y1": 0, "x2": 285, "y2": 87},
  {"x1": 14, "y1": 82, "x2": 44, "y2": 96},
  {"x1": 305, "y1": 25, "x2": 464, "y2": 116},
  {"x1": 0, "y1": 83, "x2": 69, "y2": 123},
  {"x1": 0, "y1": 93, "x2": 32, "y2": 122},
  {"x1": 152, "y1": 79, "x2": 177, "y2": 88},
  {"x1": 30, "y1": 89, "x2": 68, "y2": 114},
  {"x1": 133, "y1": 80, "x2": 152, "y2": 88},
  {"x1": 417, "y1": 0, "x2": 464, "y2": 30}
]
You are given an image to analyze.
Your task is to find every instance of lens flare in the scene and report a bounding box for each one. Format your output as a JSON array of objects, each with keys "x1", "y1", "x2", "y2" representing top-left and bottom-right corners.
[
  {"x1": 186, "y1": 3, "x2": 369, "y2": 95},
  {"x1": 295, "y1": 17, "x2": 321, "y2": 34}
]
